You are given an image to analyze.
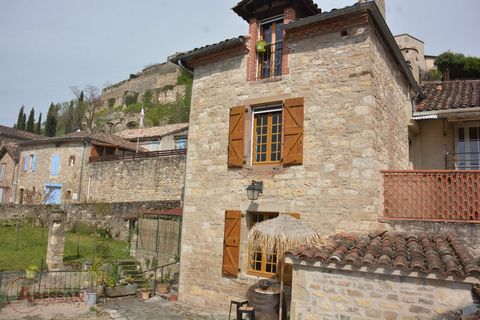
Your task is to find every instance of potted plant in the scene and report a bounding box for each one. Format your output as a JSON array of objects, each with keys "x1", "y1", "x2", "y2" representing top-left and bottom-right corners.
[
  {"x1": 140, "y1": 284, "x2": 150, "y2": 300},
  {"x1": 256, "y1": 40, "x2": 267, "y2": 54},
  {"x1": 105, "y1": 267, "x2": 138, "y2": 298},
  {"x1": 25, "y1": 265, "x2": 38, "y2": 279},
  {"x1": 156, "y1": 271, "x2": 171, "y2": 294}
]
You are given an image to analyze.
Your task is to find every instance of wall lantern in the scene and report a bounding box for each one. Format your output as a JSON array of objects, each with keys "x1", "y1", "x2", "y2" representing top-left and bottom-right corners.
[{"x1": 246, "y1": 180, "x2": 263, "y2": 201}]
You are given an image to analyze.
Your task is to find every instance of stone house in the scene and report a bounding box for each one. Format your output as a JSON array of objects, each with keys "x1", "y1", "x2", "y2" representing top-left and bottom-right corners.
[
  {"x1": 15, "y1": 131, "x2": 144, "y2": 205},
  {"x1": 0, "y1": 125, "x2": 42, "y2": 147},
  {"x1": 169, "y1": 0, "x2": 429, "y2": 310},
  {"x1": 115, "y1": 123, "x2": 188, "y2": 151},
  {"x1": 0, "y1": 143, "x2": 20, "y2": 204}
]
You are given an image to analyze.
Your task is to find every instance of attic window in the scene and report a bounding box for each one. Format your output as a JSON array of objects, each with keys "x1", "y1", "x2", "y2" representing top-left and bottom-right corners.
[
  {"x1": 69, "y1": 156, "x2": 76, "y2": 167},
  {"x1": 258, "y1": 16, "x2": 284, "y2": 79}
]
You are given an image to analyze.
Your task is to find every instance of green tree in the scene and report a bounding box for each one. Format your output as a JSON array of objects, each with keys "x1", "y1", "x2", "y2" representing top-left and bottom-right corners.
[
  {"x1": 26, "y1": 108, "x2": 35, "y2": 132},
  {"x1": 16, "y1": 106, "x2": 26, "y2": 130},
  {"x1": 20, "y1": 113, "x2": 26, "y2": 131},
  {"x1": 435, "y1": 51, "x2": 480, "y2": 79},
  {"x1": 44, "y1": 103, "x2": 58, "y2": 137},
  {"x1": 35, "y1": 113, "x2": 42, "y2": 134}
]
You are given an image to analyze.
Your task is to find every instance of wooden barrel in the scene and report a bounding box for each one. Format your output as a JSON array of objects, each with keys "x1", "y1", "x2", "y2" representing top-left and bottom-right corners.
[{"x1": 247, "y1": 281, "x2": 286, "y2": 320}]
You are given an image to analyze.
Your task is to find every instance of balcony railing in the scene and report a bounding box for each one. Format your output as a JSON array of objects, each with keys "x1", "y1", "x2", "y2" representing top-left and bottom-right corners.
[
  {"x1": 444, "y1": 152, "x2": 480, "y2": 170},
  {"x1": 89, "y1": 149, "x2": 186, "y2": 163},
  {"x1": 382, "y1": 170, "x2": 480, "y2": 223},
  {"x1": 258, "y1": 41, "x2": 283, "y2": 79}
]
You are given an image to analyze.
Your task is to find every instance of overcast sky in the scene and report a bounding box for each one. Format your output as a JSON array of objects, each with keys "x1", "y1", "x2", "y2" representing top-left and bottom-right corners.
[{"x1": 1, "y1": 0, "x2": 479, "y2": 127}]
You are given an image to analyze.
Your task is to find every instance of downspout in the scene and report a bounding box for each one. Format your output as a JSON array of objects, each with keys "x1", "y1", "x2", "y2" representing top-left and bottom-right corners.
[
  {"x1": 77, "y1": 138, "x2": 89, "y2": 203},
  {"x1": 178, "y1": 60, "x2": 193, "y2": 77},
  {"x1": 13, "y1": 159, "x2": 20, "y2": 204}
]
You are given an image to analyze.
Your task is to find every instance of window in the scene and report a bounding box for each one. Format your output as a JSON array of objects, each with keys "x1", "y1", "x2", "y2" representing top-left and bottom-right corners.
[
  {"x1": 248, "y1": 212, "x2": 279, "y2": 276},
  {"x1": 258, "y1": 16, "x2": 284, "y2": 79},
  {"x1": 457, "y1": 125, "x2": 480, "y2": 170},
  {"x1": 0, "y1": 164, "x2": 5, "y2": 182},
  {"x1": 30, "y1": 154, "x2": 36, "y2": 172},
  {"x1": 69, "y1": 156, "x2": 76, "y2": 167},
  {"x1": 228, "y1": 98, "x2": 304, "y2": 168},
  {"x1": 23, "y1": 155, "x2": 29, "y2": 172},
  {"x1": 253, "y1": 106, "x2": 282, "y2": 164},
  {"x1": 50, "y1": 154, "x2": 60, "y2": 177},
  {"x1": 175, "y1": 136, "x2": 187, "y2": 150}
]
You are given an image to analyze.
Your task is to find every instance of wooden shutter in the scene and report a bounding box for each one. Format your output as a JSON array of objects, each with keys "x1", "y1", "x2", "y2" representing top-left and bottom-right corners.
[
  {"x1": 288, "y1": 212, "x2": 301, "y2": 219},
  {"x1": 282, "y1": 98, "x2": 304, "y2": 165},
  {"x1": 222, "y1": 210, "x2": 242, "y2": 276},
  {"x1": 31, "y1": 155, "x2": 37, "y2": 172},
  {"x1": 228, "y1": 106, "x2": 245, "y2": 168}
]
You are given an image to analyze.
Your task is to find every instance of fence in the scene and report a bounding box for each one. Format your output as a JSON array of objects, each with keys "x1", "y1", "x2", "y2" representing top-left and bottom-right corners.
[
  {"x1": 0, "y1": 270, "x2": 88, "y2": 303},
  {"x1": 135, "y1": 217, "x2": 181, "y2": 266},
  {"x1": 89, "y1": 149, "x2": 186, "y2": 163},
  {"x1": 382, "y1": 170, "x2": 480, "y2": 223}
]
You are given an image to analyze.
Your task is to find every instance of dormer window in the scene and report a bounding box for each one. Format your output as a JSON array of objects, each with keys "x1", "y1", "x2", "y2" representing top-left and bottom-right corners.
[{"x1": 258, "y1": 15, "x2": 284, "y2": 79}]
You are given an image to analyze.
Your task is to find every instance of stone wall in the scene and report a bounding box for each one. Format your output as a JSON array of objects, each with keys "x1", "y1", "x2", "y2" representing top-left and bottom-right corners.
[
  {"x1": 0, "y1": 200, "x2": 180, "y2": 240},
  {"x1": 88, "y1": 154, "x2": 185, "y2": 203},
  {"x1": 101, "y1": 62, "x2": 184, "y2": 108},
  {"x1": 179, "y1": 20, "x2": 411, "y2": 309},
  {"x1": 0, "y1": 152, "x2": 17, "y2": 204},
  {"x1": 290, "y1": 264, "x2": 476, "y2": 319}
]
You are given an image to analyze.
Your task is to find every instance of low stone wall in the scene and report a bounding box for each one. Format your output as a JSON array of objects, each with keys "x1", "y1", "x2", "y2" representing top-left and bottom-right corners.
[
  {"x1": 0, "y1": 200, "x2": 180, "y2": 240},
  {"x1": 88, "y1": 155, "x2": 185, "y2": 203},
  {"x1": 385, "y1": 220, "x2": 480, "y2": 256},
  {"x1": 291, "y1": 264, "x2": 476, "y2": 320}
]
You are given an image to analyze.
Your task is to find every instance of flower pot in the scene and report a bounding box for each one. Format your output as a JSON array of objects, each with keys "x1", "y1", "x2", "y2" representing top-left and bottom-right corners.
[
  {"x1": 25, "y1": 269, "x2": 37, "y2": 279},
  {"x1": 85, "y1": 292, "x2": 97, "y2": 306},
  {"x1": 256, "y1": 40, "x2": 267, "y2": 54},
  {"x1": 156, "y1": 283, "x2": 171, "y2": 294},
  {"x1": 141, "y1": 291, "x2": 150, "y2": 300},
  {"x1": 169, "y1": 295, "x2": 178, "y2": 302}
]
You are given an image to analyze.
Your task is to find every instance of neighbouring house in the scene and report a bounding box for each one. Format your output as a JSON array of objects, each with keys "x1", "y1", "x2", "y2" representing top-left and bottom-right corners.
[
  {"x1": 286, "y1": 231, "x2": 480, "y2": 319},
  {"x1": 115, "y1": 123, "x2": 189, "y2": 151},
  {"x1": 169, "y1": 0, "x2": 429, "y2": 310},
  {"x1": 0, "y1": 125, "x2": 42, "y2": 147},
  {"x1": 15, "y1": 131, "x2": 145, "y2": 205},
  {"x1": 0, "y1": 143, "x2": 20, "y2": 204}
]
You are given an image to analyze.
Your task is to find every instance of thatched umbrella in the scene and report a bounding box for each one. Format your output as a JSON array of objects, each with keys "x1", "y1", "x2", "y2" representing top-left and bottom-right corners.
[{"x1": 248, "y1": 214, "x2": 323, "y2": 320}]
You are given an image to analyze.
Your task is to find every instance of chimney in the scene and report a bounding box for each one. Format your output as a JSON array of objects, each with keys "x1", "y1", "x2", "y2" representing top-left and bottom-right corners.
[{"x1": 359, "y1": 0, "x2": 386, "y2": 20}]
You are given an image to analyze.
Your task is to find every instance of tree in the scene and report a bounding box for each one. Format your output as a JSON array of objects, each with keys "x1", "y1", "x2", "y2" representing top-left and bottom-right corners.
[
  {"x1": 16, "y1": 106, "x2": 25, "y2": 129},
  {"x1": 26, "y1": 108, "x2": 35, "y2": 132},
  {"x1": 45, "y1": 103, "x2": 58, "y2": 137},
  {"x1": 71, "y1": 85, "x2": 102, "y2": 132},
  {"x1": 35, "y1": 113, "x2": 42, "y2": 134},
  {"x1": 20, "y1": 112, "x2": 26, "y2": 131},
  {"x1": 435, "y1": 51, "x2": 480, "y2": 80}
]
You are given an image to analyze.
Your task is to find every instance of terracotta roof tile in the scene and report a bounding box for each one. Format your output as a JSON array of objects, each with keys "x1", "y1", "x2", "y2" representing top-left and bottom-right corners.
[
  {"x1": 289, "y1": 231, "x2": 480, "y2": 277},
  {"x1": 0, "y1": 125, "x2": 42, "y2": 141},
  {"x1": 416, "y1": 80, "x2": 480, "y2": 112},
  {"x1": 115, "y1": 123, "x2": 188, "y2": 140}
]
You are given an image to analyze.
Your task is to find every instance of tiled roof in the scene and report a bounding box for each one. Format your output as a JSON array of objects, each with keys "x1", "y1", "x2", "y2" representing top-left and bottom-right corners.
[
  {"x1": 115, "y1": 123, "x2": 188, "y2": 140},
  {"x1": 288, "y1": 231, "x2": 480, "y2": 277},
  {"x1": 0, "y1": 143, "x2": 20, "y2": 161},
  {"x1": 18, "y1": 131, "x2": 147, "y2": 152},
  {"x1": 416, "y1": 80, "x2": 480, "y2": 112},
  {"x1": 0, "y1": 125, "x2": 42, "y2": 141}
]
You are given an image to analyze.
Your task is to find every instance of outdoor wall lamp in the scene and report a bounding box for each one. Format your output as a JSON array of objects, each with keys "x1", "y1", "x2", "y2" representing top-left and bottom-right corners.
[{"x1": 246, "y1": 180, "x2": 263, "y2": 201}]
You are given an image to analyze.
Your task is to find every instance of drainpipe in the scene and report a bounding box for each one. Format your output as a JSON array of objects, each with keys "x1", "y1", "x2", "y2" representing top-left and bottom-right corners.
[
  {"x1": 13, "y1": 157, "x2": 20, "y2": 204},
  {"x1": 77, "y1": 138, "x2": 89, "y2": 203},
  {"x1": 178, "y1": 60, "x2": 193, "y2": 77}
]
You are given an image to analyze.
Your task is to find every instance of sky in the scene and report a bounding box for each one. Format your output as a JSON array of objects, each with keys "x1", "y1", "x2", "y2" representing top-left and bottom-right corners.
[{"x1": 0, "y1": 0, "x2": 479, "y2": 127}]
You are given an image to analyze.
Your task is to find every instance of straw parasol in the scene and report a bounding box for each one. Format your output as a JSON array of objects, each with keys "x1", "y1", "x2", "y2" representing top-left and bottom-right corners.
[{"x1": 248, "y1": 214, "x2": 323, "y2": 320}]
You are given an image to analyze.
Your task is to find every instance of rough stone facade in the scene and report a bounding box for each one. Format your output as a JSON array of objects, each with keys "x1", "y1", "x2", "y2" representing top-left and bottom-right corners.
[
  {"x1": 101, "y1": 62, "x2": 185, "y2": 108},
  {"x1": 178, "y1": 18, "x2": 411, "y2": 309},
  {"x1": 17, "y1": 142, "x2": 90, "y2": 204},
  {"x1": 0, "y1": 152, "x2": 17, "y2": 204},
  {"x1": 289, "y1": 263, "x2": 476, "y2": 320},
  {"x1": 46, "y1": 211, "x2": 66, "y2": 270},
  {"x1": 0, "y1": 200, "x2": 180, "y2": 241},
  {"x1": 88, "y1": 154, "x2": 185, "y2": 203}
]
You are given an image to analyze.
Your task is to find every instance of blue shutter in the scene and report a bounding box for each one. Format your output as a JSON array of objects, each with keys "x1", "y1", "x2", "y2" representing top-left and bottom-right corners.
[
  {"x1": 51, "y1": 155, "x2": 60, "y2": 176},
  {"x1": 23, "y1": 156, "x2": 28, "y2": 172},
  {"x1": 31, "y1": 155, "x2": 37, "y2": 172}
]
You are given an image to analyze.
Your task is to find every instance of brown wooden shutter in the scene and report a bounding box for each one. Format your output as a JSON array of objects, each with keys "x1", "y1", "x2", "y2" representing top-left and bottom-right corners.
[
  {"x1": 288, "y1": 212, "x2": 301, "y2": 219},
  {"x1": 282, "y1": 98, "x2": 304, "y2": 165},
  {"x1": 222, "y1": 210, "x2": 242, "y2": 276},
  {"x1": 228, "y1": 106, "x2": 245, "y2": 167}
]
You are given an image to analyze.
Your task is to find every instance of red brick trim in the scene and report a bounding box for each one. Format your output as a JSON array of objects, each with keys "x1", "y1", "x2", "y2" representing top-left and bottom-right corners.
[{"x1": 246, "y1": 19, "x2": 259, "y2": 81}]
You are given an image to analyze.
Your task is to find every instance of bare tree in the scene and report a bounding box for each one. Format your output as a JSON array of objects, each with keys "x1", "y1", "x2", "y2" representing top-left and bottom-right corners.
[{"x1": 71, "y1": 85, "x2": 103, "y2": 132}]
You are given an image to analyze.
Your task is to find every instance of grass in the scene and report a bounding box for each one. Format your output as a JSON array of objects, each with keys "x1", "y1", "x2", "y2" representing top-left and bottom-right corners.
[{"x1": 0, "y1": 221, "x2": 129, "y2": 271}]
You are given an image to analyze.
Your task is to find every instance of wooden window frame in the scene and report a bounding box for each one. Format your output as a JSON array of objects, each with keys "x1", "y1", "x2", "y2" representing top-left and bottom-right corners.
[
  {"x1": 252, "y1": 106, "x2": 283, "y2": 165},
  {"x1": 247, "y1": 212, "x2": 279, "y2": 278},
  {"x1": 257, "y1": 16, "x2": 284, "y2": 80}
]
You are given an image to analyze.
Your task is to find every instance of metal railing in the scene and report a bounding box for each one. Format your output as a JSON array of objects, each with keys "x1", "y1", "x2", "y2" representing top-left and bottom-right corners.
[
  {"x1": 382, "y1": 170, "x2": 480, "y2": 223},
  {"x1": 444, "y1": 152, "x2": 480, "y2": 170},
  {"x1": 0, "y1": 270, "x2": 88, "y2": 303},
  {"x1": 89, "y1": 149, "x2": 186, "y2": 163},
  {"x1": 258, "y1": 41, "x2": 283, "y2": 79}
]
